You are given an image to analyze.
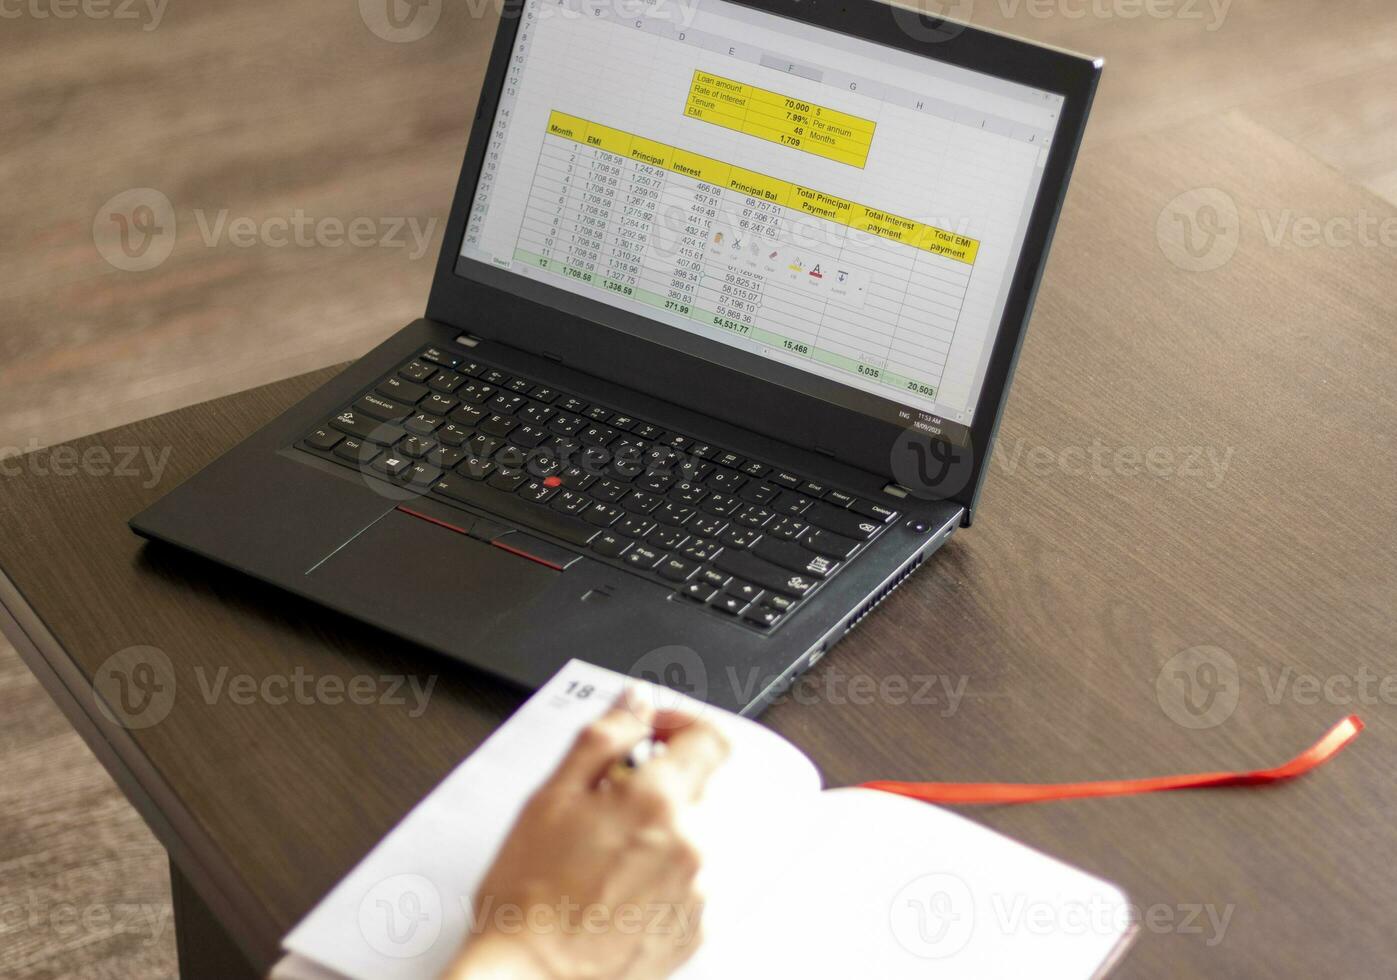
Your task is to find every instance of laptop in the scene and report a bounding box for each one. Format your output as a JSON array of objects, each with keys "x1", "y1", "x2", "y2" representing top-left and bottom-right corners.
[{"x1": 131, "y1": 0, "x2": 1100, "y2": 715}]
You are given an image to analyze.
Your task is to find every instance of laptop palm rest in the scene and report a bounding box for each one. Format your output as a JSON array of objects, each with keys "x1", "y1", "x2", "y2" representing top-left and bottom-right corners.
[{"x1": 306, "y1": 509, "x2": 564, "y2": 644}]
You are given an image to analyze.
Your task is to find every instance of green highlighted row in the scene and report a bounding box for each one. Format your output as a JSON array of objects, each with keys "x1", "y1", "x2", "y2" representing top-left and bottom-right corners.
[{"x1": 513, "y1": 248, "x2": 938, "y2": 399}]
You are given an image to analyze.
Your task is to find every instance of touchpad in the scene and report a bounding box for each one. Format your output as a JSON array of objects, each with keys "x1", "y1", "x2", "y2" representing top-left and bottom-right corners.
[{"x1": 307, "y1": 509, "x2": 562, "y2": 643}]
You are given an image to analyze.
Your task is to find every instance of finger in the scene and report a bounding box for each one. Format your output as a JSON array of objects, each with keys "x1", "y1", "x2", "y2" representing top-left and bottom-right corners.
[
  {"x1": 548, "y1": 692, "x2": 655, "y2": 790},
  {"x1": 637, "y1": 717, "x2": 730, "y2": 803}
]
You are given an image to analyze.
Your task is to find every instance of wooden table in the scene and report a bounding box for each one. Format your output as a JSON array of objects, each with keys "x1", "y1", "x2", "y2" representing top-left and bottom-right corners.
[{"x1": 4, "y1": 22, "x2": 1397, "y2": 980}]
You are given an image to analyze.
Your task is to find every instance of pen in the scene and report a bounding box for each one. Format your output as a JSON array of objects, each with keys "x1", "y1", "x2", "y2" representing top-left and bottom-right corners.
[{"x1": 607, "y1": 736, "x2": 662, "y2": 784}]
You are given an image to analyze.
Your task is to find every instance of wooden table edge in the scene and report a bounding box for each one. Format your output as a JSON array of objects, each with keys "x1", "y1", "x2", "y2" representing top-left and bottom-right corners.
[{"x1": 0, "y1": 563, "x2": 283, "y2": 974}]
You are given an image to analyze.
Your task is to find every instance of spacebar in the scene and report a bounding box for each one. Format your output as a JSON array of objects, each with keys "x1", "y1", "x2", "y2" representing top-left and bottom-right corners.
[{"x1": 429, "y1": 475, "x2": 596, "y2": 547}]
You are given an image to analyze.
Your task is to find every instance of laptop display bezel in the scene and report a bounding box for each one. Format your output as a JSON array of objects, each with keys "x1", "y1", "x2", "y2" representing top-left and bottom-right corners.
[{"x1": 426, "y1": 0, "x2": 1101, "y2": 519}]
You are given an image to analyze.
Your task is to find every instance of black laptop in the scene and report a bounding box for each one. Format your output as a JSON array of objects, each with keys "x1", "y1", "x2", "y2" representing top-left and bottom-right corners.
[{"x1": 132, "y1": 0, "x2": 1100, "y2": 714}]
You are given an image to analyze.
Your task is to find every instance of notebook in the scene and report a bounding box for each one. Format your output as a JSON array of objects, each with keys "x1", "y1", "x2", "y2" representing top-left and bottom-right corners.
[{"x1": 274, "y1": 660, "x2": 1135, "y2": 980}]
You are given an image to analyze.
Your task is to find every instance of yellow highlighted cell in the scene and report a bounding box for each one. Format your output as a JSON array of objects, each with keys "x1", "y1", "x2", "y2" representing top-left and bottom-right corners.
[{"x1": 683, "y1": 71, "x2": 876, "y2": 169}]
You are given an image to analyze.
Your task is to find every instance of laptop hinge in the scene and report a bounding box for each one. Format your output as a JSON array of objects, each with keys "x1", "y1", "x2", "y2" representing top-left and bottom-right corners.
[{"x1": 453, "y1": 333, "x2": 481, "y2": 348}]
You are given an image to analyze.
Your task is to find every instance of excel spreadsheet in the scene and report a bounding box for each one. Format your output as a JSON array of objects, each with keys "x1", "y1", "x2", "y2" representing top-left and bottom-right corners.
[{"x1": 460, "y1": 0, "x2": 1065, "y2": 432}]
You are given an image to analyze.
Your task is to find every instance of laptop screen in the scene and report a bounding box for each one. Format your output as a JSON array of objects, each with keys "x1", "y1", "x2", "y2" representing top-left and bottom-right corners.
[{"x1": 458, "y1": 0, "x2": 1066, "y2": 445}]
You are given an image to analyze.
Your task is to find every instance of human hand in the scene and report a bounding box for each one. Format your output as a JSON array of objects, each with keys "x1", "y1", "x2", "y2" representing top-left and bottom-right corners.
[{"x1": 444, "y1": 693, "x2": 730, "y2": 980}]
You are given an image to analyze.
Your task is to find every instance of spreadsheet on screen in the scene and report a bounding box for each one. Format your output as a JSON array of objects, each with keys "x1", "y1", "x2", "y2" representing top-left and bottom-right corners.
[{"x1": 461, "y1": 0, "x2": 1064, "y2": 429}]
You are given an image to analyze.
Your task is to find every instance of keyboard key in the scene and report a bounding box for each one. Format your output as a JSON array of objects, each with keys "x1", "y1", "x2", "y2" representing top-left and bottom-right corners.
[
  {"x1": 743, "y1": 607, "x2": 783, "y2": 629},
  {"x1": 354, "y1": 393, "x2": 413, "y2": 423},
  {"x1": 482, "y1": 369, "x2": 510, "y2": 386},
  {"x1": 420, "y1": 393, "x2": 459, "y2": 416},
  {"x1": 428, "y1": 370, "x2": 465, "y2": 394},
  {"x1": 850, "y1": 499, "x2": 899, "y2": 523},
  {"x1": 429, "y1": 475, "x2": 596, "y2": 546},
  {"x1": 331, "y1": 411, "x2": 405, "y2": 445},
  {"x1": 710, "y1": 594, "x2": 747, "y2": 616},
  {"x1": 725, "y1": 579, "x2": 763, "y2": 603},
  {"x1": 457, "y1": 455, "x2": 496, "y2": 480},
  {"x1": 581, "y1": 425, "x2": 618, "y2": 447},
  {"x1": 405, "y1": 413, "x2": 444, "y2": 436},
  {"x1": 377, "y1": 376, "x2": 428, "y2": 404},
  {"x1": 802, "y1": 528, "x2": 860, "y2": 560},
  {"x1": 458, "y1": 381, "x2": 496, "y2": 405},
  {"x1": 714, "y1": 451, "x2": 743, "y2": 469},
  {"x1": 449, "y1": 401, "x2": 487, "y2": 425},
  {"x1": 669, "y1": 481, "x2": 707, "y2": 505},
  {"x1": 404, "y1": 462, "x2": 443, "y2": 487},
  {"x1": 774, "y1": 493, "x2": 815, "y2": 516},
  {"x1": 805, "y1": 502, "x2": 882, "y2": 541},
  {"x1": 489, "y1": 393, "x2": 526, "y2": 414},
  {"x1": 334, "y1": 437, "x2": 378, "y2": 466},
  {"x1": 509, "y1": 424, "x2": 550, "y2": 449},
  {"x1": 428, "y1": 446, "x2": 467, "y2": 470},
  {"x1": 658, "y1": 556, "x2": 699, "y2": 582},
  {"x1": 690, "y1": 515, "x2": 727, "y2": 537},
  {"x1": 681, "y1": 581, "x2": 717, "y2": 602},
  {"x1": 699, "y1": 567, "x2": 730, "y2": 589},
  {"x1": 722, "y1": 526, "x2": 762, "y2": 549},
  {"x1": 373, "y1": 453, "x2": 411, "y2": 478},
  {"x1": 646, "y1": 525, "x2": 687, "y2": 550},
  {"x1": 700, "y1": 493, "x2": 741, "y2": 517},
  {"x1": 625, "y1": 544, "x2": 664, "y2": 569},
  {"x1": 584, "y1": 503, "x2": 623, "y2": 527},
  {"x1": 399, "y1": 360, "x2": 436, "y2": 383},
  {"x1": 488, "y1": 469, "x2": 528, "y2": 492},
  {"x1": 520, "y1": 404, "x2": 555, "y2": 426},
  {"x1": 616, "y1": 515, "x2": 654, "y2": 538},
  {"x1": 591, "y1": 532, "x2": 632, "y2": 558},
  {"x1": 304, "y1": 427, "x2": 342, "y2": 451},
  {"x1": 637, "y1": 472, "x2": 677, "y2": 494},
  {"x1": 824, "y1": 489, "x2": 856, "y2": 508},
  {"x1": 421, "y1": 346, "x2": 463, "y2": 369},
  {"x1": 507, "y1": 377, "x2": 533, "y2": 394},
  {"x1": 738, "y1": 482, "x2": 780, "y2": 505},
  {"x1": 655, "y1": 502, "x2": 694, "y2": 526},
  {"x1": 560, "y1": 396, "x2": 588, "y2": 414},
  {"x1": 735, "y1": 505, "x2": 773, "y2": 528},
  {"x1": 398, "y1": 435, "x2": 437, "y2": 459},
  {"x1": 518, "y1": 480, "x2": 559, "y2": 504},
  {"x1": 623, "y1": 491, "x2": 662, "y2": 514},
  {"x1": 679, "y1": 538, "x2": 722, "y2": 562},
  {"x1": 771, "y1": 470, "x2": 802, "y2": 489},
  {"x1": 633, "y1": 422, "x2": 663, "y2": 439},
  {"x1": 437, "y1": 422, "x2": 474, "y2": 448},
  {"x1": 740, "y1": 460, "x2": 771, "y2": 478},
  {"x1": 713, "y1": 549, "x2": 816, "y2": 598},
  {"x1": 495, "y1": 445, "x2": 529, "y2": 471},
  {"x1": 530, "y1": 386, "x2": 559, "y2": 404},
  {"x1": 467, "y1": 434, "x2": 504, "y2": 458},
  {"x1": 609, "y1": 414, "x2": 637, "y2": 431},
  {"x1": 705, "y1": 470, "x2": 747, "y2": 492},
  {"x1": 525, "y1": 451, "x2": 563, "y2": 478},
  {"x1": 753, "y1": 538, "x2": 840, "y2": 578},
  {"x1": 480, "y1": 414, "x2": 518, "y2": 438},
  {"x1": 799, "y1": 481, "x2": 829, "y2": 497},
  {"x1": 591, "y1": 479, "x2": 630, "y2": 503},
  {"x1": 767, "y1": 516, "x2": 807, "y2": 541},
  {"x1": 762, "y1": 593, "x2": 795, "y2": 613},
  {"x1": 559, "y1": 466, "x2": 596, "y2": 492},
  {"x1": 551, "y1": 490, "x2": 590, "y2": 515}
]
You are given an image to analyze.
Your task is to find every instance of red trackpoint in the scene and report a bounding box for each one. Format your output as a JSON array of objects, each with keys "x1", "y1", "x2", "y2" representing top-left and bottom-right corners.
[{"x1": 543, "y1": 476, "x2": 562, "y2": 488}]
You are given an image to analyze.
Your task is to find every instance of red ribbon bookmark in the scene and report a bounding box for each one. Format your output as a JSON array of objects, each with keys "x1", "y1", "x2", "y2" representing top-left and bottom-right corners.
[{"x1": 862, "y1": 715, "x2": 1364, "y2": 806}]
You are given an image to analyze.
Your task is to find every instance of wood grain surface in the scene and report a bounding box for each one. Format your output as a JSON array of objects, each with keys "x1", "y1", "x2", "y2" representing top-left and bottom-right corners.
[{"x1": 2, "y1": 1, "x2": 1396, "y2": 978}]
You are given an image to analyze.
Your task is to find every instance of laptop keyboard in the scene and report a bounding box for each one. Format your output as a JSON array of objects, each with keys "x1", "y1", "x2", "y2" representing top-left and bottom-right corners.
[{"x1": 296, "y1": 346, "x2": 900, "y2": 632}]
